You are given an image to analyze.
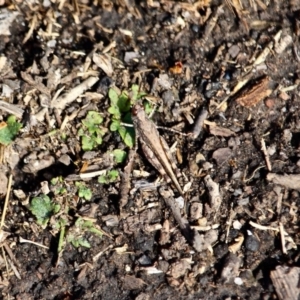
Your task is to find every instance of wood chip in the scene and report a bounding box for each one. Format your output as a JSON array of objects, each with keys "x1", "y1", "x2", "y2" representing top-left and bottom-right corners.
[
  {"x1": 236, "y1": 77, "x2": 273, "y2": 108},
  {"x1": 270, "y1": 266, "x2": 300, "y2": 300}
]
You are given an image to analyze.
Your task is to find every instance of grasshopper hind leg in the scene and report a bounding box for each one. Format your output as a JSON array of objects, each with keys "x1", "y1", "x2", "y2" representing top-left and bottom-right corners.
[
  {"x1": 159, "y1": 136, "x2": 182, "y2": 178},
  {"x1": 140, "y1": 140, "x2": 171, "y2": 184}
]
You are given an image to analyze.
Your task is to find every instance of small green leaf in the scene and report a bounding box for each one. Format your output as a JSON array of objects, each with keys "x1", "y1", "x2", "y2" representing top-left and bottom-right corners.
[
  {"x1": 98, "y1": 170, "x2": 119, "y2": 184},
  {"x1": 98, "y1": 175, "x2": 107, "y2": 184},
  {"x1": 61, "y1": 132, "x2": 67, "y2": 140},
  {"x1": 94, "y1": 135, "x2": 102, "y2": 145},
  {"x1": 131, "y1": 84, "x2": 139, "y2": 102},
  {"x1": 108, "y1": 88, "x2": 119, "y2": 105},
  {"x1": 123, "y1": 131, "x2": 134, "y2": 148},
  {"x1": 29, "y1": 195, "x2": 60, "y2": 228},
  {"x1": 79, "y1": 187, "x2": 92, "y2": 200},
  {"x1": 51, "y1": 177, "x2": 59, "y2": 185},
  {"x1": 110, "y1": 120, "x2": 120, "y2": 131},
  {"x1": 75, "y1": 182, "x2": 93, "y2": 201},
  {"x1": 0, "y1": 115, "x2": 22, "y2": 145},
  {"x1": 118, "y1": 92, "x2": 130, "y2": 112},
  {"x1": 113, "y1": 149, "x2": 127, "y2": 163},
  {"x1": 108, "y1": 106, "x2": 120, "y2": 118},
  {"x1": 82, "y1": 111, "x2": 103, "y2": 128},
  {"x1": 7, "y1": 115, "x2": 22, "y2": 135},
  {"x1": 81, "y1": 136, "x2": 94, "y2": 151},
  {"x1": 77, "y1": 238, "x2": 91, "y2": 248},
  {"x1": 108, "y1": 170, "x2": 119, "y2": 182},
  {"x1": 75, "y1": 218, "x2": 103, "y2": 237},
  {"x1": 54, "y1": 187, "x2": 67, "y2": 195}
]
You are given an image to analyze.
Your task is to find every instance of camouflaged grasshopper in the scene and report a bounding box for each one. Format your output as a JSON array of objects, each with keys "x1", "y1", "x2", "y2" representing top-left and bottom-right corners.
[{"x1": 131, "y1": 103, "x2": 184, "y2": 196}]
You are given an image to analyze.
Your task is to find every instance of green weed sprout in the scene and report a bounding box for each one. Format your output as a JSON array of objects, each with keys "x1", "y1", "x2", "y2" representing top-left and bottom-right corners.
[
  {"x1": 98, "y1": 169, "x2": 119, "y2": 184},
  {"x1": 108, "y1": 84, "x2": 146, "y2": 148},
  {"x1": 78, "y1": 111, "x2": 105, "y2": 151},
  {"x1": 29, "y1": 194, "x2": 60, "y2": 228},
  {"x1": 0, "y1": 115, "x2": 22, "y2": 145},
  {"x1": 67, "y1": 218, "x2": 103, "y2": 248},
  {"x1": 75, "y1": 182, "x2": 92, "y2": 201}
]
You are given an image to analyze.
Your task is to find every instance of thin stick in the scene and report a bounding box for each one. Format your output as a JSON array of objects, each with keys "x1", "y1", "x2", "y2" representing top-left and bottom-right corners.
[
  {"x1": 243, "y1": 165, "x2": 265, "y2": 182},
  {"x1": 261, "y1": 138, "x2": 272, "y2": 171},
  {"x1": 93, "y1": 245, "x2": 113, "y2": 262},
  {"x1": 1, "y1": 246, "x2": 9, "y2": 279},
  {"x1": 276, "y1": 190, "x2": 283, "y2": 216},
  {"x1": 0, "y1": 174, "x2": 12, "y2": 230},
  {"x1": 279, "y1": 222, "x2": 287, "y2": 254},
  {"x1": 19, "y1": 236, "x2": 49, "y2": 249}
]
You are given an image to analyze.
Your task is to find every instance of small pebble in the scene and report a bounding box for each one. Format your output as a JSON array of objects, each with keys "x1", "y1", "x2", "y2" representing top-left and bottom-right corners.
[
  {"x1": 138, "y1": 255, "x2": 152, "y2": 266},
  {"x1": 245, "y1": 232, "x2": 260, "y2": 252}
]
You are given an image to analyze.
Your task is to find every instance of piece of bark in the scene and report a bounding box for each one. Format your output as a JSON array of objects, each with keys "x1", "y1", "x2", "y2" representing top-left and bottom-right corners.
[
  {"x1": 270, "y1": 266, "x2": 300, "y2": 300},
  {"x1": 236, "y1": 77, "x2": 272, "y2": 108}
]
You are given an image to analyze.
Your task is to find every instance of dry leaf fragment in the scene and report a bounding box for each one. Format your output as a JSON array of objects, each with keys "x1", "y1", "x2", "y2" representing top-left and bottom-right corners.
[
  {"x1": 21, "y1": 71, "x2": 51, "y2": 96},
  {"x1": 92, "y1": 52, "x2": 113, "y2": 76},
  {"x1": 236, "y1": 77, "x2": 272, "y2": 107},
  {"x1": 209, "y1": 124, "x2": 235, "y2": 137}
]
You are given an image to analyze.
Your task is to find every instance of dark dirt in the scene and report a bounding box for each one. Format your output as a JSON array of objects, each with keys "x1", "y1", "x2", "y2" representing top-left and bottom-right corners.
[{"x1": 0, "y1": 0, "x2": 300, "y2": 299}]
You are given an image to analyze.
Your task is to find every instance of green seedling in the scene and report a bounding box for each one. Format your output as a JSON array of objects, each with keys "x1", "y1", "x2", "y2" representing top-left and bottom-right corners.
[
  {"x1": 67, "y1": 235, "x2": 91, "y2": 248},
  {"x1": 67, "y1": 217, "x2": 103, "y2": 248},
  {"x1": 112, "y1": 149, "x2": 127, "y2": 163},
  {"x1": 98, "y1": 169, "x2": 119, "y2": 184},
  {"x1": 29, "y1": 194, "x2": 60, "y2": 228},
  {"x1": 75, "y1": 217, "x2": 103, "y2": 236},
  {"x1": 51, "y1": 176, "x2": 67, "y2": 195},
  {"x1": 0, "y1": 115, "x2": 22, "y2": 145},
  {"x1": 108, "y1": 84, "x2": 147, "y2": 148},
  {"x1": 78, "y1": 111, "x2": 105, "y2": 151},
  {"x1": 75, "y1": 182, "x2": 92, "y2": 201},
  {"x1": 57, "y1": 218, "x2": 67, "y2": 253}
]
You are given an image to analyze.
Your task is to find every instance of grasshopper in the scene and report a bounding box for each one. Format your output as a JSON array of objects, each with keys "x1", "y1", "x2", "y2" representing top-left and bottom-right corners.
[{"x1": 131, "y1": 103, "x2": 184, "y2": 196}]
